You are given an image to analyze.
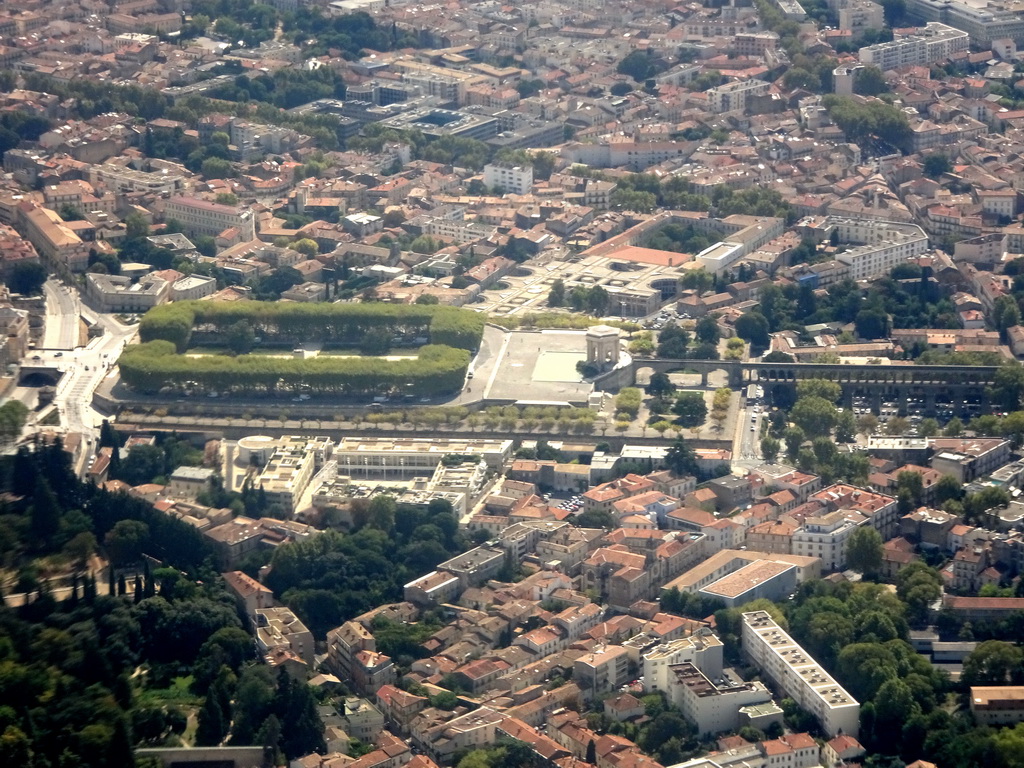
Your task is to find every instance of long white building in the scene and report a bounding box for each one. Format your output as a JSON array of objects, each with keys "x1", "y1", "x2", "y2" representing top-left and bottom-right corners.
[
  {"x1": 859, "y1": 23, "x2": 968, "y2": 70},
  {"x1": 829, "y1": 217, "x2": 930, "y2": 281},
  {"x1": 742, "y1": 611, "x2": 860, "y2": 738}
]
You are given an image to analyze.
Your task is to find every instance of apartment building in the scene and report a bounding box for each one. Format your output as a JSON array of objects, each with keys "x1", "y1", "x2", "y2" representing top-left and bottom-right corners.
[
  {"x1": 19, "y1": 204, "x2": 89, "y2": 271},
  {"x1": 699, "y1": 559, "x2": 799, "y2": 606},
  {"x1": 164, "y1": 195, "x2": 256, "y2": 241},
  {"x1": 809, "y1": 484, "x2": 900, "y2": 539},
  {"x1": 903, "y1": 0, "x2": 1024, "y2": 47},
  {"x1": 929, "y1": 438, "x2": 1012, "y2": 483},
  {"x1": 255, "y1": 441, "x2": 318, "y2": 513},
  {"x1": 89, "y1": 162, "x2": 187, "y2": 196},
  {"x1": 742, "y1": 611, "x2": 860, "y2": 737},
  {"x1": 667, "y1": 663, "x2": 774, "y2": 736},
  {"x1": 254, "y1": 606, "x2": 315, "y2": 667},
  {"x1": 859, "y1": 22, "x2": 968, "y2": 69},
  {"x1": 483, "y1": 163, "x2": 533, "y2": 194},
  {"x1": 643, "y1": 631, "x2": 725, "y2": 692},
  {"x1": 708, "y1": 80, "x2": 771, "y2": 114},
  {"x1": 574, "y1": 645, "x2": 631, "y2": 700},
  {"x1": 791, "y1": 510, "x2": 867, "y2": 572}
]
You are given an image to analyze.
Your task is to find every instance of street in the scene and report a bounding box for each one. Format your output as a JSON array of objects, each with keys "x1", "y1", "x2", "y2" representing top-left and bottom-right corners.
[{"x1": 31, "y1": 279, "x2": 140, "y2": 470}]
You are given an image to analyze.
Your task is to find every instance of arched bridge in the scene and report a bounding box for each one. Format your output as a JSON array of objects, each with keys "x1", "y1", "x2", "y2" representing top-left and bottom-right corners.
[
  {"x1": 18, "y1": 364, "x2": 64, "y2": 386},
  {"x1": 598, "y1": 358, "x2": 1001, "y2": 411}
]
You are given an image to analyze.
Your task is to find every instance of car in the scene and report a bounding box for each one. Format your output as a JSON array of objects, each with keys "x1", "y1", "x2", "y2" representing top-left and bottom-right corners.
[
  {"x1": 54, "y1": 352, "x2": 63, "y2": 357},
  {"x1": 750, "y1": 425, "x2": 756, "y2": 431}
]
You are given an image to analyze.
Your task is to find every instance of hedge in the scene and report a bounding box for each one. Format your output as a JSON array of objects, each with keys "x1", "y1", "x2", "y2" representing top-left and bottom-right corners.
[
  {"x1": 119, "y1": 341, "x2": 471, "y2": 396},
  {"x1": 138, "y1": 301, "x2": 485, "y2": 352}
]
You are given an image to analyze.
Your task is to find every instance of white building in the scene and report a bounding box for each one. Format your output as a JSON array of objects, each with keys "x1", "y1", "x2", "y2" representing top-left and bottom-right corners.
[
  {"x1": 791, "y1": 510, "x2": 866, "y2": 572},
  {"x1": 483, "y1": 163, "x2": 534, "y2": 195},
  {"x1": 708, "y1": 80, "x2": 770, "y2": 114},
  {"x1": 84, "y1": 272, "x2": 170, "y2": 313},
  {"x1": 171, "y1": 274, "x2": 218, "y2": 301},
  {"x1": 829, "y1": 217, "x2": 930, "y2": 281},
  {"x1": 164, "y1": 195, "x2": 256, "y2": 241},
  {"x1": 643, "y1": 631, "x2": 724, "y2": 693},
  {"x1": 859, "y1": 22, "x2": 968, "y2": 69},
  {"x1": 667, "y1": 663, "x2": 774, "y2": 736},
  {"x1": 333, "y1": 438, "x2": 513, "y2": 479},
  {"x1": 742, "y1": 611, "x2": 860, "y2": 737}
]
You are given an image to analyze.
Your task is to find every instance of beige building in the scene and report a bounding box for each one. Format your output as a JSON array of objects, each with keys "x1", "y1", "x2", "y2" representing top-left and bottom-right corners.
[
  {"x1": 255, "y1": 606, "x2": 314, "y2": 667},
  {"x1": 971, "y1": 686, "x2": 1024, "y2": 725},
  {"x1": 85, "y1": 273, "x2": 170, "y2": 313}
]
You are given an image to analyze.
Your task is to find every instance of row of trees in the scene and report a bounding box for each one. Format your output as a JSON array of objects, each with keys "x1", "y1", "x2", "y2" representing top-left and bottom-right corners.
[
  {"x1": 119, "y1": 341, "x2": 471, "y2": 397},
  {"x1": 138, "y1": 300, "x2": 485, "y2": 353}
]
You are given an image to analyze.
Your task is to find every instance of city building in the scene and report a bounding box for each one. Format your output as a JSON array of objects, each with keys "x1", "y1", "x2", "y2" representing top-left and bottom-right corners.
[
  {"x1": 667, "y1": 663, "x2": 774, "y2": 736},
  {"x1": 970, "y1": 687, "x2": 1024, "y2": 725},
  {"x1": 699, "y1": 560, "x2": 799, "y2": 607},
  {"x1": 859, "y1": 23, "x2": 968, "y2": 70},
  {"x1": 333, "y1": 438, "x2": 514, "y2": 479},
  {"x1": 742, "y1": 611, "x2": 860, "y2": 737},
  {"x1": 84, "y1": 273, "x2": 170, "y2": 313},
  {"x1": 483, "y1": 163, "x2": 533, "y2": 194},
  {"x1": 167, "y1": 466, "x2": 217, "y2": 500},
  {"x1": 163, "y1": 196, "x2": 256, "y2": 241},
  {"x1": 254, "y1": 606, "x2": 315, "y2": 667}
]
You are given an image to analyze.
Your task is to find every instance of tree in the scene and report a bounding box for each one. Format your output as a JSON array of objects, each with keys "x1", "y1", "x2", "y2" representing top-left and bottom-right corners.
[
  {"x1": 962, "y1": 641, "x2": 1024, "y2": 686},
  {"x1": 991, "y1": 363, "x2": 1024, "y2": 410},
  {"x1": 760, "y1": 435, "x2": 780, "y2": 463},
  {"x1": 836, "y1": 409, "x2": 856, "y2": 443},
  {"x1": 790, "y1": 395, "x2": 838, "y2": 436},
  {"x1": 6, "y1": 260, "x2": 46, "y2": 295},
  {"x1": 673, "y1": 392, "x2": 707, "y2": 428},
  {"x1": 784, "y1": 426, "x2": 806, "y2": 459},
  {"x1": 695, "y1": 315, "x2": 720, "y2": 345},
  {"x1": 117, "y1": 443, "x2": 166, "y2": 485},
  {"x1": 935, "y1": 474, "x2": 963, "y2": 505},
  {"x1": 917, "y1": 417, "x2": 939, "y2": 438},
  {"x1": 201, "y1": 157, "x2": 233, "y2": 179},
  {"x1": 846, "y1": 526, "x2": 883, "y2": 576},
  {"x1": 922, "y1": 153, "x2": 951, "y2": 178},
  {"x1": 548, "y1": 278, "x2": 565, "y2": 307},
  {"x1": 796, "y1": 378, "x2": 842, "y2": 403},
  {"x1": 104, "y1": 519, "x2": 150, "y2": 566},
  {"x1": 125, "y1": 212, "x2": 151, "y2": 240},
  {"x1": 665, "y1": 438, "x2": 697, "y2": 476},
  {"x1": 617, "y1": 50, "x2": 657, "y2": 82},
  {"x1": 857, "y1": 413, "x2": 879, "y2": 435},
  {"x1": 289, "y1": 238, "x2": 319, "y2": 258},
  {"x1": 944, "y1": 417, "x2": 964, "y2": 436},
  {"x1": 29, "y1": 476, "x2": 60, "y2": 551},
  {"x1": 735, "y1": 312, "x2": 770, "y2": 350},
  {"x1": 226, "y1": 320, "x2": 256, "y2": 355},
  {"x1": 855, "y1": 308, "x2": 890, "y2": 339},
  {"x1": 648, "y1": 372, "x2": 675, "y2": 398},
  {"x1": 854, "y1": 65, "x2": 889, "y2": 96}
]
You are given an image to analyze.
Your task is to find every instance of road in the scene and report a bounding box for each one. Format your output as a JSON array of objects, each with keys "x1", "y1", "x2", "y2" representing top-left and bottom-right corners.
[
  {"x1": 31, "y1": 281, "x2": 140, "y2": 470},
  {"x1": 42, "y1": 279, "x2": 81, "y2": 350}
]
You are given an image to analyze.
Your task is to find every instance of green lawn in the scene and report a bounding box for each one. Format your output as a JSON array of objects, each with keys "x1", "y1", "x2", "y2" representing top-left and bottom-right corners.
[{"x1": 135, "y1": 674, "x2": 203, "y2": 708}]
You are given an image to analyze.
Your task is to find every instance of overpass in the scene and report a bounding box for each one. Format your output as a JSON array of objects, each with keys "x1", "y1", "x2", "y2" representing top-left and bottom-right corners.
[
  {"x1": 598, "y1": 358, "x2": 1001, "y2": 412},
  {"x1": 17, "y1": 364, "x2": 64, "y2": 386}
]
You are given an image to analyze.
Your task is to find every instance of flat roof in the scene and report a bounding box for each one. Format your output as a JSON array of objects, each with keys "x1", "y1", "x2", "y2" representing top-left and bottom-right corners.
[{"x1": 701, "y1": 560, "x2": 795, "y2": 599}]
